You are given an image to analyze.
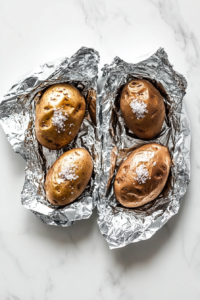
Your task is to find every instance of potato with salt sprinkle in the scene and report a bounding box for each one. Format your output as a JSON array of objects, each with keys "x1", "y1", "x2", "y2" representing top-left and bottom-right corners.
[
  {"x1": 35, "y1": 83, "x2": 86, "y2": 150},
  {"x1": 120, "y1": 79, "x2": 165, "y2": 140},
  {"x1": 45, "y1": 148, "x2": 93, "y2": 206},
  {"x1": 114, "y1": 143, "x2": 171, "y2": 208}
]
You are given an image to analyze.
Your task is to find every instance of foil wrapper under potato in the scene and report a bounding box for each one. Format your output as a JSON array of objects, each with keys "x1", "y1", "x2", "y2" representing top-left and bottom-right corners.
[
  {"x1": 97, "y1": 48, "x2": 191, "y2": 249},
  {"x1": 0, "y1": 47, "x2": 100, "y2": 226}
]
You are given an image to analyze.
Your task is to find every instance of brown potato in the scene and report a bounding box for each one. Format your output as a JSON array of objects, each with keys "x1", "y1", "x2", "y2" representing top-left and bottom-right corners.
[
  {"x1": 120, "y1": 79, "x2": 165, "y2": 140},
  {"x1": 87, "y1": 88, "x2": 97, "y2": 126},
  {"x1": 114, "y1": 143, "x2": 171, "y2": 208},
  {"x1": 45, "y1": 148, "x2": 93, "y2": 206},
  {"x1": 35, "y1": 84, "x2": 86, "y2": 150}
]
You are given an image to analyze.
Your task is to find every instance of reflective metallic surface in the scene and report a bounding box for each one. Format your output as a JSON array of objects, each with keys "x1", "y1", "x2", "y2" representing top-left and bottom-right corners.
[
  {"x1": 0, "y1": 47, "x2": 100, "y2": 227},
  {"x1": 97, "y1": 48, "x2": 191, "y2": 249}
]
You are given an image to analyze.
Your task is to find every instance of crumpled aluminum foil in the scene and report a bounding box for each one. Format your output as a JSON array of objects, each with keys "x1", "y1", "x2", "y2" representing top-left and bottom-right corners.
[
  {"x1": 97, "y1": 48, "x2": 191, "y2": 249},
  {"x1": 0, "y1": 47, "x2": 100, "y2": 227}
]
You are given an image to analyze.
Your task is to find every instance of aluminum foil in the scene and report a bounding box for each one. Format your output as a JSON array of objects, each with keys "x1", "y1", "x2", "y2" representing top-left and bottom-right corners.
[
  {"x1": 0, "y1": 47, "x2": 100, "y2": 227},
  {"x1": 97, "y1": 48, "x2": 191, "y2": 249}
]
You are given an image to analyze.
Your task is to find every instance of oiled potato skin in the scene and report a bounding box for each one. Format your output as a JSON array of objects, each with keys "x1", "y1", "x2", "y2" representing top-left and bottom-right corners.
[
  {"x1": 114, "y1": 144, "x2": 171, "y2": 208},
  {"x1": 120, "y1": 79, "x2": 165, "y2": 140},
  {"x1": 45, "y1": 148, "x2": 93, "y2": 206},
  {"x1": 87, "y1": 89, "x2": 97, "y2": 126},
  {"x1": 35, "y1": 84, "x2": 86, "y2": 150}
]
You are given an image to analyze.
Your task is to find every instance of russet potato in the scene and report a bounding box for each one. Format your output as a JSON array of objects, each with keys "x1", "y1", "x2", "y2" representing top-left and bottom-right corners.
[
  {"x1": 35, "y1": 83, "x2": 86, "y2": 150},
  {"x1": 45, "y1": 148, "x2": 93, "y2": 206},
  {"x1": 120, "y1": 79, "x2": 165, "y2": 140},
  {"x1": 114, "y1": 143, "x2": 171, "y2": 208},
  {"x1": 87, "y1": 88, "x2": 97, "y2": 126}
]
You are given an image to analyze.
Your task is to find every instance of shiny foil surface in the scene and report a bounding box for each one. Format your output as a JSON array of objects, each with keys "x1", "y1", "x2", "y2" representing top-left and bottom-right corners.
[
  {"x1": 98, "y1": 48, "x2": 191, "y2": 249},
  {"x1": 0, "y1": 47, "x2": 100, "y2": 226}
]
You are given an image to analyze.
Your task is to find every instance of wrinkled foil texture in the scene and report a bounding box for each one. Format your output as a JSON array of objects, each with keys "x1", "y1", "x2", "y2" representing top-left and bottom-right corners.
[
  {"x1": 0, "y1": 47, "x2": 100, "y2": 227},
  {"x1": 98, "y1": 48, "x2": 191, "y2": 249}
]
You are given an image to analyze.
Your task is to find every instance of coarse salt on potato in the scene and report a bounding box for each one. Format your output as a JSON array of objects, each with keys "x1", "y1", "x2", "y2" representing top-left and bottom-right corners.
[
  {"x1": 35, "y1": 83, "x2": 85, "y2": 150},
  {"x1": 120, "y1": 79, "x2": 165, "y2": 140},
  {"x1": 45, "y1": 148, "x2": 93, "y2": 206},
  {"x1": 114, "y1": 143, "x2": 171, "y2": 208}
]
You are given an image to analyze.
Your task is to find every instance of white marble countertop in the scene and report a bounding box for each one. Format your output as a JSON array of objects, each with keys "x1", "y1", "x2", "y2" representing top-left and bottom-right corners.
[{"x1": 0, "y1": 0, "x2": 200, "y2": 299}]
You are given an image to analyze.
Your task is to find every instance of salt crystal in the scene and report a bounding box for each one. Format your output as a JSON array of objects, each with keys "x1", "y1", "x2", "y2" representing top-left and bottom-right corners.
[
  {"x1": 153, "y1": 162, "x2": 157, "y2": 166},
  {"x1": 52, "y1": 108, "x2": 68, "y2": 132},
  {"x1": 135, "y1": 164, "x2": 149, "y2": 184},
  {"x1": 59, "y1": 164, "x2": 78, "y2": 181},
  {"x1": 130, "y1": 98, "x2": 148, "y2": 119},
  {"x1": 69, "y1": 132, "x2": 71, "y2": 135}
]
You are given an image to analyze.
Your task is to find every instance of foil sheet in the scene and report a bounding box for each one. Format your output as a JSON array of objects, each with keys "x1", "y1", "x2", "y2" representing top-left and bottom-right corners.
[
  {"x1": 0, "y1": 47, "x2": 100, "y2": 227},
  {"x1": 97, "y1": 48, "x2": 191, "y2": 249}
]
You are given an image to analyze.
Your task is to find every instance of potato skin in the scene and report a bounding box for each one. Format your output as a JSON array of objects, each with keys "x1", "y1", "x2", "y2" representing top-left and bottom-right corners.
[
  {"x1": 114, "y1": 143, "x2": 171, "y2": 208},
  {"x1": 45, "y1": 148, "x2": 93, "y2": 206},
  {"x1": 120, "y1": 79, "x2": 165, "y2": 140},
  {"x1": 87, "y1": 88, "x2": 97, "y2": 126},
  {"x1": 35, "y1": 84, "x2": 86, "y2": 150}
]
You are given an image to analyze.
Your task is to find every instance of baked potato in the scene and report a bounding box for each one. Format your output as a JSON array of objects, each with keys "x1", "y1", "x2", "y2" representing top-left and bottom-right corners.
[
  {"x1": 114, "y1": 143, "x2": 171, "y2": 208},
  {"x1": 45, "y1": 148, "x2": 93, "y2": 206},
  {"x1": 87, "y1": 88, "x2": 97, "y2": 126},
  {"x1": 120, "y1": 79, "x2": 165, "y2": 140},
  {"x1": 35, "y1": 83, "x2": 86, "y2": 150}
]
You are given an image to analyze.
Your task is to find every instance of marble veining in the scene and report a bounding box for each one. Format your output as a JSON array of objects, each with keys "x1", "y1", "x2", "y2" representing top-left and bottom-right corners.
[{"x1": 0, "y1": 0, "x2": 200, "y2": 299}]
